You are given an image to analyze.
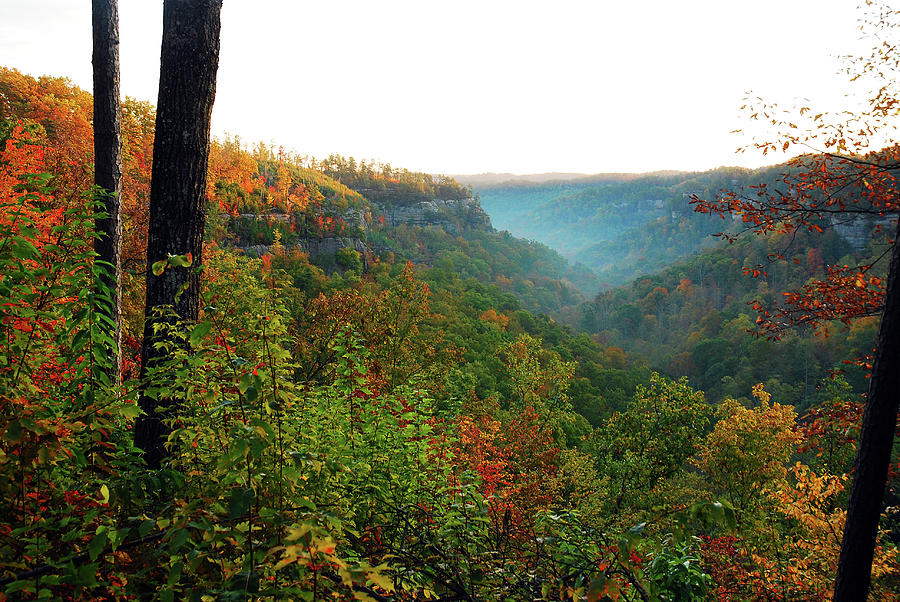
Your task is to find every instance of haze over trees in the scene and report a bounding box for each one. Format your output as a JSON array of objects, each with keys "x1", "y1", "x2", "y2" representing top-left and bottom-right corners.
[{"x1": 0, "y1": 2, "x2": 899, "y2": 600}]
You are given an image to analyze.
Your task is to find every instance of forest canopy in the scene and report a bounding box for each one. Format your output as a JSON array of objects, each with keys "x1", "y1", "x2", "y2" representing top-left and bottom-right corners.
[{"x1": 2, "y1": 2, "x2": 900, "y2": 599}]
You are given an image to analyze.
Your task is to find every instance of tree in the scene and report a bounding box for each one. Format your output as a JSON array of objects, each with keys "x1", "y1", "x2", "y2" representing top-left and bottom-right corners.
[
  {"x1": 595, "y1": 373, "x2": 712, "y2": 515},
  {"x1": 694, "y1": 385, "x2": 801, "y2": 516},
  {"x1": 690, "y1": 4, "x2": 900, "y2": 597},
  {"x1": 134, "y1": 0, "x2": 223, "y2": 469},
  {"x1": 834, "y1": 226, "x2": 900, "y2": 600},
  {"x1": 92, "y1": 0, "x2": 123, "y2": 381}
]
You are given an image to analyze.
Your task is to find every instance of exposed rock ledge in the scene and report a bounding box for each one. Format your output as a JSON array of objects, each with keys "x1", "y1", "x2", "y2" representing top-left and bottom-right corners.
[
  {"x1": 240, "y1": 236, "x2": 366, "y2": 258},
  {"x1": 830, "y1": 214, "x2": 896, "y2": 251},
  {"x1": 374, "y1": 197, "x2": 493, "y2": 234}
]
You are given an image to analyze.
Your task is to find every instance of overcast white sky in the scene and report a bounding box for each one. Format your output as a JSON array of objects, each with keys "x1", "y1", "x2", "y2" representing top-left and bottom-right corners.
[{"x1": 0, "y1": 0, "x2": 879, "y2": 174}]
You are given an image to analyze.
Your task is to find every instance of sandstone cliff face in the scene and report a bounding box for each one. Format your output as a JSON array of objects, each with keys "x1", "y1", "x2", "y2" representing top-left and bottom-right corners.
[
  {"x1": 242, "y1": 236, "x2": 366, "y2": 258},
  {"x1": 300, "y1": 236, "x2": 367, "y2": 256},
  {"x1": 375, "y1": 197, "x2": 493, "y2": 234},
  {"x1": 240, "y1": 206, "x2": 368, "y2": 230},
  {"x1": 830, "y1": 214, "x2": 895, "y2": 251},
  {"x1": 234, "y1": 197, "x2": 492, "y2": 264}
]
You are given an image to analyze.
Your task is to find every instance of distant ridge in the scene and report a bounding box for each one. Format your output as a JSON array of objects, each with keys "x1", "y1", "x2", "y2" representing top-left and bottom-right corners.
[{"x1": 454, "y1": 171, "x2": 688, "y2": 188}]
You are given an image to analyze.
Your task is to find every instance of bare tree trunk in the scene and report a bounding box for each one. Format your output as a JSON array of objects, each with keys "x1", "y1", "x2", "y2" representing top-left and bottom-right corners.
[
  {"x1": 134, "y1": 0, "x2": 222, "y2": 469},
  {"x1": 834, "y1": 218, "x2": 900, "y2": 600},
  {"x1": 92, "y1": 0, "x2": 123, "y2": 382}
]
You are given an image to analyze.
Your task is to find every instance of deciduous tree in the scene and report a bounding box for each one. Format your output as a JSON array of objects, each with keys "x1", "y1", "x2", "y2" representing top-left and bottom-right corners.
[
  {"x1": 690, "y1": 4, "x2": 900, "y2": 596},
  {"x1": 92, "y1": 0, "x2": 123, "y2": 380},
  {"x1": 595, "y1": 373, "x2": 711, "y2": 515},
  {"x1": 135, "y1": 0, "x2": 223, "y2": 468}
]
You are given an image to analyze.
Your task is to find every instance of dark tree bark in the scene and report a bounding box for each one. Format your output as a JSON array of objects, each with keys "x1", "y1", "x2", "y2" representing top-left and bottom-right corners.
[
  {"x1": 834, "y1": 217, "x2": 900, "y2": 600},
  {"x1": 134, "y1": 0, "x2": 223, "y2": 469},
  {"x1": 92, "y1": 0, "x2": 123, "y2": 381}
]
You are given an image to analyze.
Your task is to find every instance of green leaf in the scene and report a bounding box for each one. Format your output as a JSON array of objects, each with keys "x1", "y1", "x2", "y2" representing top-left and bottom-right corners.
[
  {"x1": 88, "y1": 530, "x2": 108, "y2": 561},
  {"x1": 109, "y1": 527, "x2": 131, "y2": 551},
  {"x1": 118, "y1": 403, "x2": 142, "y2": 420},
  {"x1": 249, "y1": 417, "x2": 275, "y2": 439},
  {"x1": 138, "y1": 518, "x2": 156, "y2": 537},
  {"x1": 721, "y1": 501, "x2": 737, "y2": 530},
  {"x1": 169, "y1": 528, "x2": 189, "y2": 552},
  {"x1": 71, "y1": 329, "x2": 89, "y2": 352},
  {"x1": 238, "y1": 373, "x2": 253, "y2": 394},
  {"x1": 151, "y1": 259, "x2": 168, "y2": 276},
  {"x1": 11, "y1": 239, "x2": 39, "y2": 260},
  {"x1": 174, "y1": 281, "x2": 191, "y2": 303},
  {"x1": 169, "y1": 253, "x2": 193, "y2": 268},
  {"x1": 228, "y1": 488, "x2": 255, "y2": 520},
  {"x1": 168, "y1": 560, "x2": 183, "y2": 587},
  {"x1": 3, "y1": 420, "x2": 24, "y2": 443},
  {"x1": 189, "y1": 322, "x2": 213, "y2": 348},
  {"x1": 4, "y1": 579, "x2": 36, "y2": 594}
]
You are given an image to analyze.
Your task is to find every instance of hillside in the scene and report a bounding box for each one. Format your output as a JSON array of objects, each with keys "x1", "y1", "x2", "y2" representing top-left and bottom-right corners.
[
  {"x1": 2, "y1": 64, "x2": 899, "y2": 600},
  {"x1": 580, "y1": 226, "x2": 878, "y2": 405},
  {"x1": 209, "y1": 152, "x2": 599, "y2": 317},
  {"x1": 473, "y1": 168, "x2": 754, "y2": 285},
  {"x1": 467, "y1": 163, "x2": 883, "y2": 408}
]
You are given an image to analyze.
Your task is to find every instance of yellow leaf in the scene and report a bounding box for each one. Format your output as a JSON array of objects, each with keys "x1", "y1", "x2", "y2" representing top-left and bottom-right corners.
[
  {"x1": 367, "y1": 566, "x2": 396, "y2": 592},
  {"x1": 285, "y1": 524, "x2": 311, "y2": 542},
  {"x1": 274, "y1": 557, "x2": 295, "y2": 571}
]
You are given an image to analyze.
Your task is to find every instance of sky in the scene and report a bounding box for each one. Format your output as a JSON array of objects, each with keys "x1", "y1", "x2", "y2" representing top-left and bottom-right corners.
[{"x1": 0, "y1": 0, "x2": 880, "y2": 175}]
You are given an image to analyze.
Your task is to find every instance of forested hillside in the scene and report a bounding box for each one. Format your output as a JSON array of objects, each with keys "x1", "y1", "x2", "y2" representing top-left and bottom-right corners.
[
  {"x1": 580, "y1": 226, "x2": 875, "y2": 406},
  {"x1": 473, "y1": 168, "x2": 774, "y2": 286},
  {"x1": 2, "y1": 25, "x2": 899, "y2": 600},
  {"x1": 472, "y1": 162, "x2": 888, "y2": 410}
]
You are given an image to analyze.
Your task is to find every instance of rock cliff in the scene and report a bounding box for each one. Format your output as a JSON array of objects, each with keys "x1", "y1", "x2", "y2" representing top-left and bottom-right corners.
[
  {"x1": 830, "y1": 214, "x2": 895, "y2": 251},
  {"x1": 233, "y1": 197, "x2": 492, "y2": 265},
  {"x1": 375, "y1": 197, "x2": 493, "y2": 234},
  {"x1": 241, "y1": 236, "x2": 366, "y2": 258}
]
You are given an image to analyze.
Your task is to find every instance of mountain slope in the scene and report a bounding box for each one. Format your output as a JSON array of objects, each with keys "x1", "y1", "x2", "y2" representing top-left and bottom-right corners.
[{"x1": 471, "y1": 168, "x2": 754, "y2": 285}]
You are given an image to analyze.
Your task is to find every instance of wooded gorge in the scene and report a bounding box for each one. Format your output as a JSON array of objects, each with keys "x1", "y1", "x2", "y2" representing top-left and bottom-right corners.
[{"x1": 2, "y1": 2, "x2": 900, "y2": 600}]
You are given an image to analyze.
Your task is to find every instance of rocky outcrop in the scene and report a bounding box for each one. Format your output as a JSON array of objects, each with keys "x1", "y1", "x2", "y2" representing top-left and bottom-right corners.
[
  {"x1": 239, "y1": 212, "x2": 292, "y2": 224},
  {"x1": 240, "y1": 206, "x2": 368, "y2": 230},
  {"x1": 830, "y1": 214, "x2": 895, "y2": 251},
  {"x1": 375, "y1": 198, "x2": 493, "y2": 234},
  {"x1": 241, "y1": 244, "x2": 272, "y2": 257},
  {"x1": 241, "y1": 236, "x2": 366, "y2": 258},
  {"x1": 300, "y1": 236, "x2": 367, "y2": 256},
  {"x1": 233, "y1": 197, "x2": 492, "y2": 264}
]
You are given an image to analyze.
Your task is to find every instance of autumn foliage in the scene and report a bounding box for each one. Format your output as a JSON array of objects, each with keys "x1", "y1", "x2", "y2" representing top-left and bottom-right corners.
[{"x1": 3, "y1": 51, "x2": 900, "y2": 600}]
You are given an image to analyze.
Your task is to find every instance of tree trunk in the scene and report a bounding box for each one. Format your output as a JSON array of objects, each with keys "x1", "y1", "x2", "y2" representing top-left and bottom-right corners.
[
  {"x1": 834, "y1": 218, "x2": 900, "y2": 600},
  {"x1": 134, "y1": 0, "x2": 222, "y2": 469},
  {"x1": 92, "y1": 0, "x2": 123, "y2": 382}
]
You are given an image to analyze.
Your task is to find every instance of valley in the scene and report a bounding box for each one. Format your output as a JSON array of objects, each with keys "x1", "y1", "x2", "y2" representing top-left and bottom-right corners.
[{"x1": 2, "y1": 21, "x2": 899, "y2": 595}]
